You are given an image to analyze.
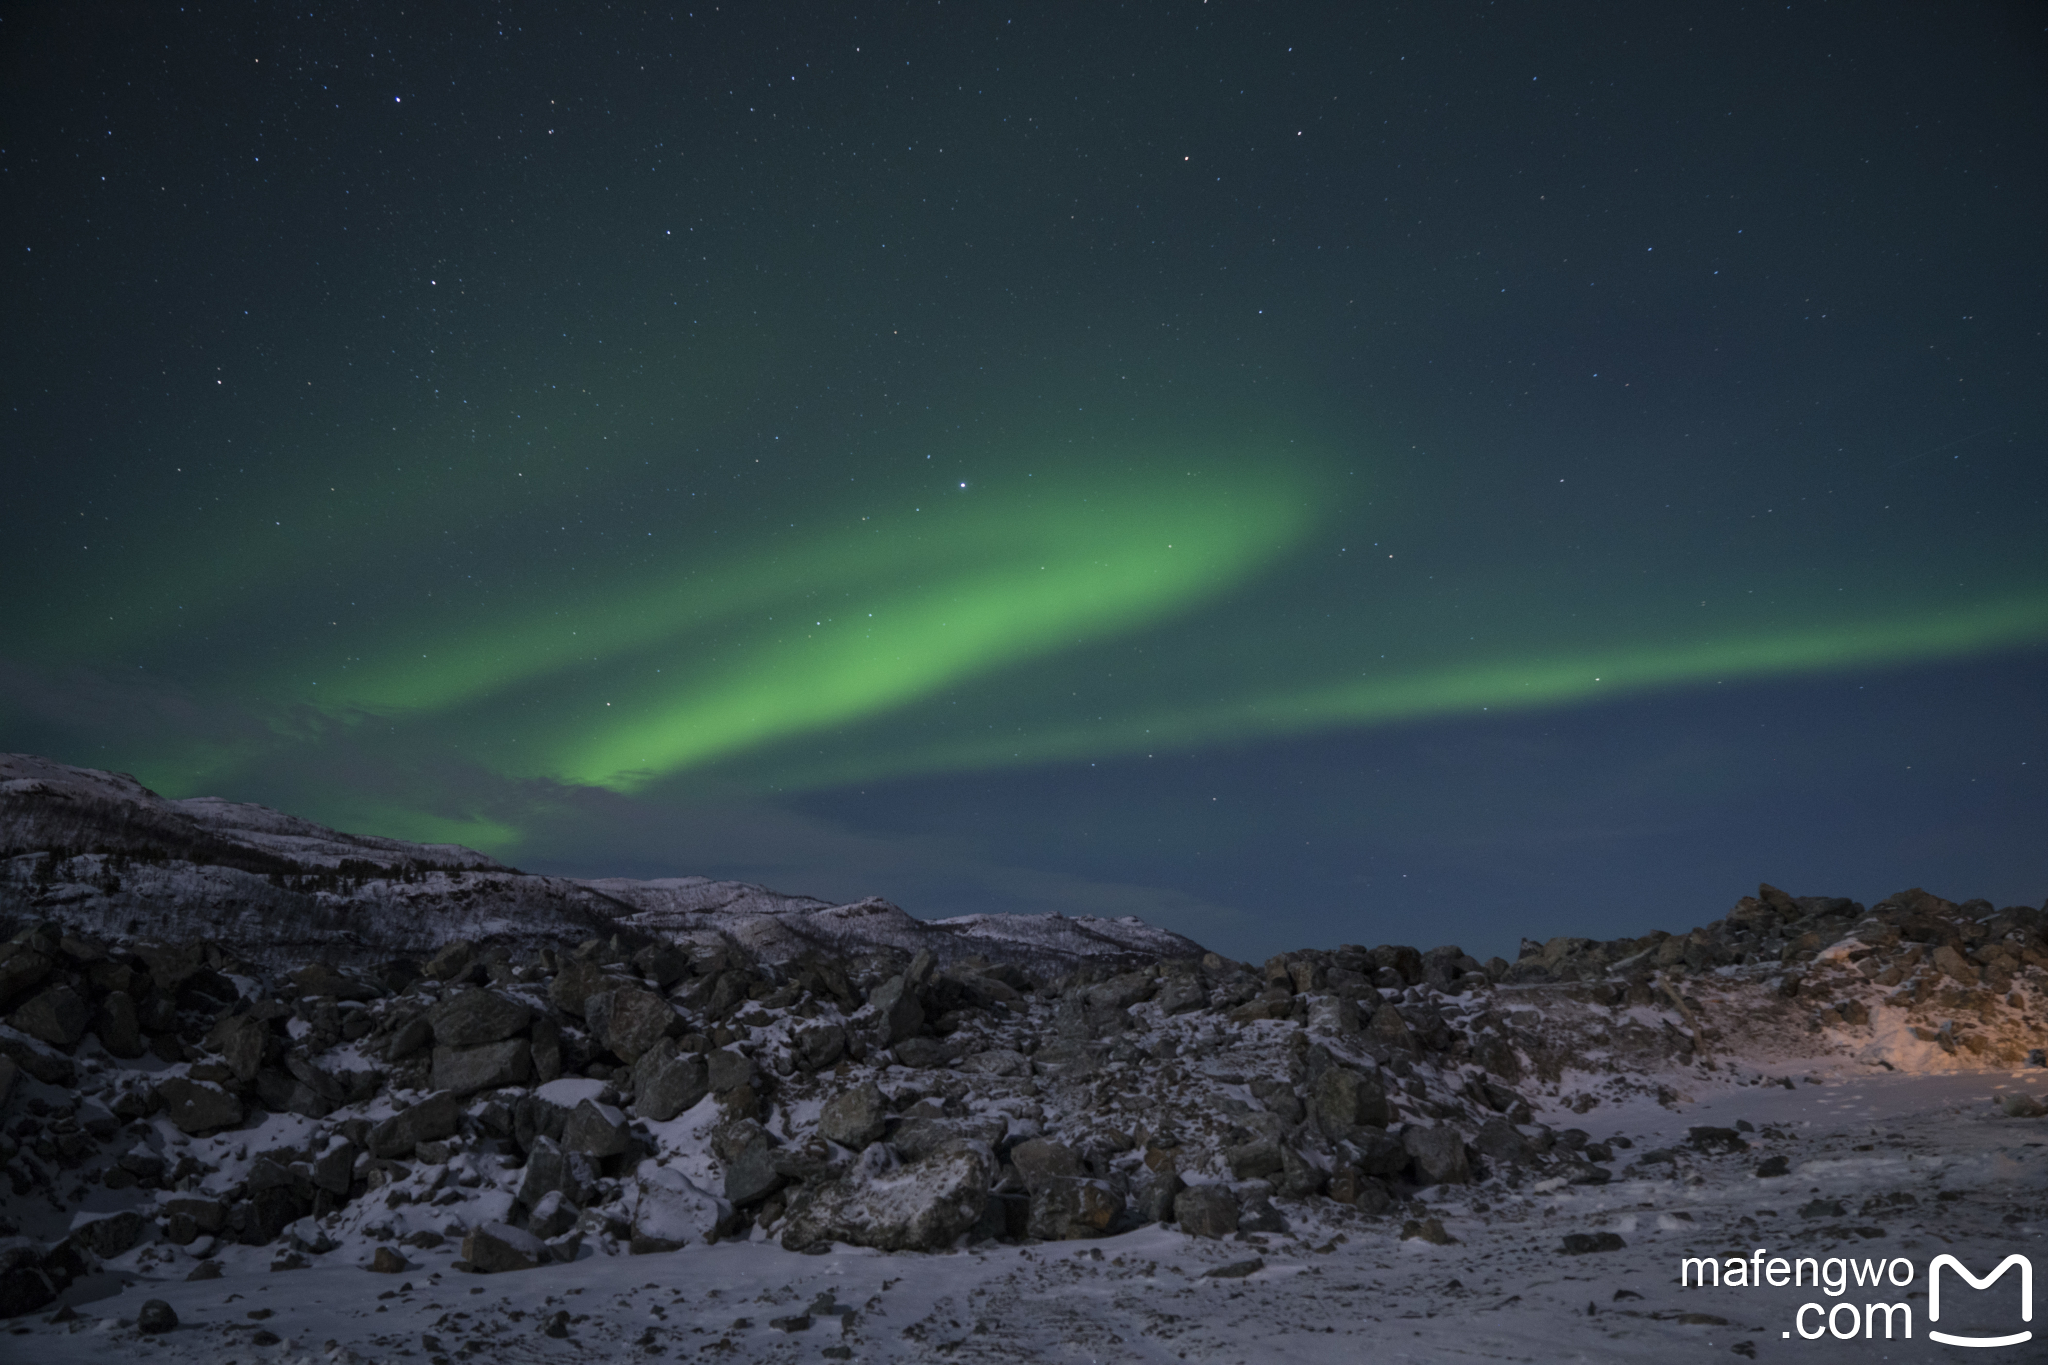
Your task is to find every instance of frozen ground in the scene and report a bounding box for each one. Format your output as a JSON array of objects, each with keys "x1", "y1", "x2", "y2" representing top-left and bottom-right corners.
[{"x1": 16, "y1": 1063, "x2": 2043, "y2": 1365}]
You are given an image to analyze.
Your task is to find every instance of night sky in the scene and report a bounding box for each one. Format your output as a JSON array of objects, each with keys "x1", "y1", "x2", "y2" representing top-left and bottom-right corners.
[{"x1": 5, "y1": 3, "x2": 2045, "y2": 963}]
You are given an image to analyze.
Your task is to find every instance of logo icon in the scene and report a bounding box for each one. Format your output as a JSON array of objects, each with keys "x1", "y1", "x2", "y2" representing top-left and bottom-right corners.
[{"x1": 1928, "y1": 1253, "x2": 2032, "y2": 1348}]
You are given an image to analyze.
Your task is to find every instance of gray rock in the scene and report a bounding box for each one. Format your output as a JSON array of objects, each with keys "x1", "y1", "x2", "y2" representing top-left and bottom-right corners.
[
  {"x1": 632, "y1": 1044, "x2": 710, "y2": 1122},
  {"x1": 1403, "y1": 1125, "x2": 1472, "y2": 1186},
  {"x1": 1172, "y1": 1184, "x2": 1240, "y2": 1238},
  {"x1": 94, "y1": 990, "x2": 144, "y2": 1058},
  {"x1": 867, "y1": 974, "x2": 924, "y2": 1046},
  {"x1": 632, "y1": 942, "x2": 692, "y2": 988},
  {"x1": 461, "y1": 1221, "x2": 544, "y2": 1272},
  {"x1": 310, "y1": 1137, "x2": 355, "y2": 1194},
  {"x1": 1276, "y1": 1144, "x2": 1326, "y2": 1199},
  {"x1": 428, "y1": 988, "x2": 533, "y2": 1047},
  {"x1": 383, "y1": 1013, "x2": 432, "y2": 1061},
  {"x1": 1238, "y1": 1192, "x2": 1289, "y2": 1234},
  {"x1": 721, "y1": 1122, "x2": 784, "y2": 1205},
  {"x1": 369, "y1": 1246, "x2": 410, "y2": 1273},
  {"x1": 1026, "y1": 1177, "x2": 1122, "y2": 1240},
  {"x1": 1226, "y1": 1138, "x2": 1285, "y2": 1181},
  {"x1": 1561, "y1": 1232, "x2": 1627, "y2": 1254},
  {"x1": 794, "y1": 1022, "x2": 847, "y2": 1071},
  {"x1": 958, "y1": 1048, "x2": 1029, "y2": 1077},
  {"x1": 72, "y1": 1209, "x2": 149, "y2": 1257},
  {"x1": 206, "y1": 1013, "x2": 271, "y2": 1083},
  {"x1": 604, "y1": 985, "x2": 678, "y2": 1064},
  {"x1": 422, "y1": 940, "x2": 479, "y2": 983},
  {"x1": 547, "y1": 959, "x2": 613, "y2": 1016},
  {"x1": 530, "y1": 1017, "x2": 563, "y2": 1082},
  {"x1": 780, "y1": 1143, "x2": 993, "y2": 1253},
  {"x1": 1134, "y1": 1170, "x2": 1186, "y2": 1224},
  {"x1": 1009, "y1": 1137, "x2": 1084, "y2": 1194},
  {"x1": 1366, "y1": 1003, "x2": 1418, "y2": 1051},
  {"x1": 706, "y1": 1048, "x2": 757, "y2": 1094},
  {"x1": 516, "y1": 1134, "x2": 594, "y2": 1209},
  {"x1": 431, "y1": 1038, "x2": 533, "y2": 1096},
  {"x1": 137, "y1": 1298, "x2": 178, "y2": 1333},
  {"x1": 11, "y1": 985, "x2": 90, "y2": 1049},
  {"x1": 1156, "y1": 973, "x2": 1208, "y2": 1015},
  {"x1": 890, "y1": 1037, "x2": 949, "y2": 1069},
  {"x1": 1306, "y1": 994, "x2": 1360, "y2": 1034},
  {"x1": 562, "y1": 1099, "x2": 632, "y2": 1158},
  {"x1": 1311, "y1": 1065, "x2": 1392, "y2": 1136},
  {"x1": 0, "y1": 945, "x2": 53, "y2": 1008},
  {"x1": 819, "y1": 1082, "x2": 889, "y2": 1150},
  {"x1": 631, "y1": 1164, "x2": 727, "y2": 1248},
  {"x1": 366, "y1": 1090, "x2": 462, "y2": 1158},
  {"x1": 1473, "y1": 1117, "x2": 1536, "y2": 1165},
  {"x1": 284, "y1": 1050, "x2": 347, "y2": 1101},
  {"x1": 525, "y1": 1189, "x2": 581, "y2": 1239},
  {"x1": 154, "y1": 1077, "x2": 245, "y2": 1134},
  {"x1": 889, "y1": 1116, "x2": 1008, "y2": 1163},
  {"x1": 1998, "y1": 1093, "x2": 2047, "y2": 1118}
]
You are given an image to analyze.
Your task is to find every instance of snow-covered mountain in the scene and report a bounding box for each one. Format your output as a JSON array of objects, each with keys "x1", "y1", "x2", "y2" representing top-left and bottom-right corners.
[{"x1": 0, "y1": 753, "x2": 1203, "y2": 977}]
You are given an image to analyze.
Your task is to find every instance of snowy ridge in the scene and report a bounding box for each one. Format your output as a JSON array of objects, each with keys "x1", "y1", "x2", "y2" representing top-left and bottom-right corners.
[{"x1": 1, "y1": 755, "x2": 1204, "y2": 977}]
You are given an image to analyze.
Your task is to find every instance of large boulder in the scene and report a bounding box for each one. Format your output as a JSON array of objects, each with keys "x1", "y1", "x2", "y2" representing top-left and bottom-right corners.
[
  {"x1": 630, "y1": 1163, "x2": 728, "y2": 1252},
  {"x1": 1008, "y1": 1138, "x2": 1083, "y2": 1193},
  {"x1": 547, "y1": 960, "x2": 614, "y2": 1017},
  {"x1": 0, "y1": 946, "x2": 54, "y2": 1007},
  {"x1": 10, "y1": 985, "x2": 90, "y2": 1049},
  {"x1": 460, "y1": 1222, "x2": 544, "y2": 1273},
  {"x1": 1173, "y1": 1184, "x2": 1240, "y2": 1238},
  {"x1": 867, "y1": 975, "x2": 924, "y2": 1046},
  {"x1": 632, "y1": 1045, "x2": 710, "y2": 1122},
  {"x1": 431, "y1": 1039, "x2": 532, "y2": 1096},
  {"x1": 1310, "y1": 1065, "x2": 1392, "y2": 1137},
  {"x1": 366, "y1": 1091, "x2": 462, "y2": 1158},
  {"x1": 93, "y1": 991, "x2": 145, "y2": 1058},
  {"x1": 1026, "y1": 1178, "x2": 1122, "y2": 1240},
  {"x1": 154, "y1": 1077, "x2": 244, "y2": 1135},
  {"x1": 603, "y1": 985, "x2": 678, "y2": 1064},
  {"x1": 562, "y1": 1100, "x2": 632, "y2": 1159},
  {"x1": 1402, "y1": 1125, "x2": 1472, "y2": 1186},
  {"x1": 515, "y1": 1135, "x2": 595, "y2": 1210},
  {"x1": 818, "y1": 1082, "x2": 889, "y2": 1150},
  {"x1": 428, "y1": 989, "x2": 532, "y2": 1047},
  {"x1": 719, "y1": 1121, "x2": 784, "y2": 1205},
  {"x1": 205, "y1": 1014, "x2": 270, "y2": 1084},
  {"x1": 780, "y1": 1143, "x2": 993, "y2": 1253}
]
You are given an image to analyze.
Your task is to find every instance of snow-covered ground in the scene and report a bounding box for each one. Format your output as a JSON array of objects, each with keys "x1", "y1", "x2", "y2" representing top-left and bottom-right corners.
[{"x1": 19, "y1": 1062, "x2": 2042, "y2": 1364}]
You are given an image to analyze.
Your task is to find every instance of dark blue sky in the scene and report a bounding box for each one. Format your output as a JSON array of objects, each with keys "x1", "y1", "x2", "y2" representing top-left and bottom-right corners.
[{"x1": 4, "y1": 2, "x2": 2043, "y2": 961}]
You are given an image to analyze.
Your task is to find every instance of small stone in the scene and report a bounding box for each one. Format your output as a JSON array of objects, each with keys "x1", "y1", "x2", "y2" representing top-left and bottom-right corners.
[
  {"x1": 1998, "y1": 1093, "x2": 2047, "y2": 1119},
  {"x1": 1754, "y1": 1155, "x2": 1791, "y2": 1178},
  {"x1": 185, "y1": 1260, "x2": 223, "y2": 1281},
  {"x1": 1400, "y1": 1216, "x2": 1458, "y2": 1245},
  {"x1": 1560, "y1": 1232, "x2": 1627, "y2": 1254},
  {"x1": 136, "y1": 1299, "x2": 178, "y2": 1333},
  {"x1": 1201, "y1": 1257, "x2": 1264, "y2": 1279}
]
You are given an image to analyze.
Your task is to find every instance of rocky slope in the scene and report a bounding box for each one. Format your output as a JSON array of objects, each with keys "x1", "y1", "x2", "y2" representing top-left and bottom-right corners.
[{"x1": 0, "y1": 752, "x2": 2042, "y2": 1337}]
